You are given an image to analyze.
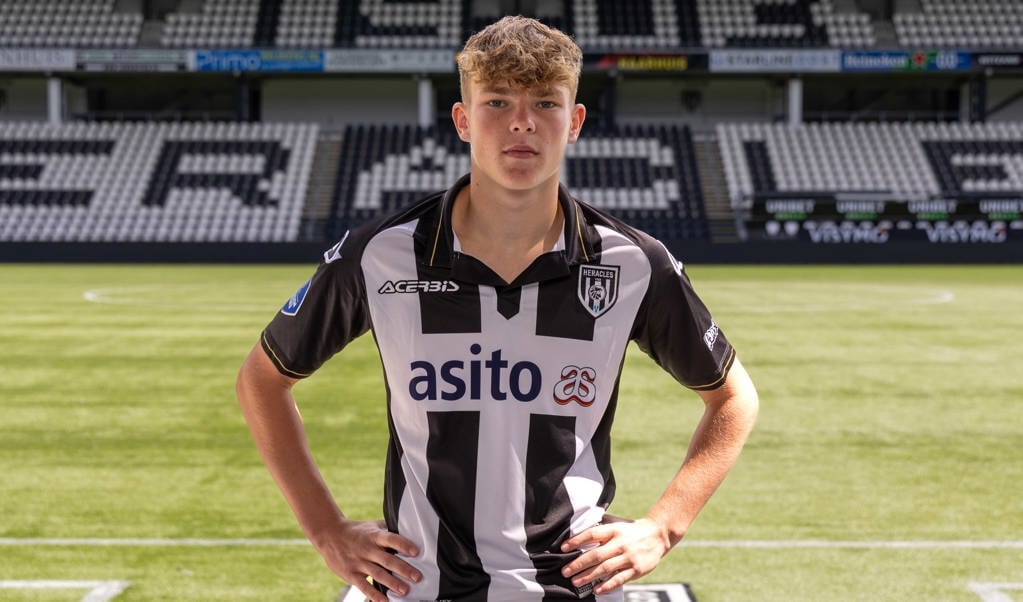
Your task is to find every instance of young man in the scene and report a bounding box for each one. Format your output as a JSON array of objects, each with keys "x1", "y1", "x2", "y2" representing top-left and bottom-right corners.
[{"x1": 237, "y1": 16, "x2": 758, "y2": 602}]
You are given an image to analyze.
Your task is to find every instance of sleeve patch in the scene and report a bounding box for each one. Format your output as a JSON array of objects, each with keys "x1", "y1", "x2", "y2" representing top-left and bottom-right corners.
[{"x1": 281, "y1": 278, "x2": 312, "y2": 316}]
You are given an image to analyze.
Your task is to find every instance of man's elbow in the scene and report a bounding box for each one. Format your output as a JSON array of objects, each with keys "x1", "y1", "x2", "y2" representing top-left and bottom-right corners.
[
  {"x1": 720, "y1": 359, "x2": 759, "y2": 432},
  {"x1": 236, "y1": 344, "x2": 283, "y2": 408},
  {"x1": 236, "y1": 349, "x2": 259, "y2": 411}
]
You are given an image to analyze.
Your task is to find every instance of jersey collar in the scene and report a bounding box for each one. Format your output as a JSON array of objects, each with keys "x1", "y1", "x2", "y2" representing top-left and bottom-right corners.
[{"x1": 424, "y1": 174, "x2": 595, "y2": 286}]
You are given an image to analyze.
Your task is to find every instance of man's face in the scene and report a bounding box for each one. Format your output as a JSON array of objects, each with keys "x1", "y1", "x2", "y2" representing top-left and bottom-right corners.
[{"x1": 452, "y1": 79, "x2": 585, "y2": 193}]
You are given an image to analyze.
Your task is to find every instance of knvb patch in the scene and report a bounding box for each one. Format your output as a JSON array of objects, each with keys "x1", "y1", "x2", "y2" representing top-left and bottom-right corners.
[{"x1": 281, "y1": 278, "x2": 311, "y2": 316}]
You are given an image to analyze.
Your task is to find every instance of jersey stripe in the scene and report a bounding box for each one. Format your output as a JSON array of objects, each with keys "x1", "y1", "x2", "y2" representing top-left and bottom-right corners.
[
  {"x1": 426, "y1": 411, "x2": 490, "y2": 600},
  {"x1": 382, "y1": 399, "x2": 406, "y2": 536},
  {"x1": 592, "y1": 381, "x2": 618, "y2": 509},
  {"x1": 524, "y1": 414, "x2": 596, "y2": 601},
  {"x1": 536, "y1": 275, "x2": 595, "y2": 341},
  {"x1": 418, "y1": 267, "x2": 482, "y2": 334}
]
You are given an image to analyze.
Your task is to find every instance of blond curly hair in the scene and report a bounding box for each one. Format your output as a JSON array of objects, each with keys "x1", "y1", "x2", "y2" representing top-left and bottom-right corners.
[{"x1": 456, "y1": 15, "x2": 582, "y2": 99}]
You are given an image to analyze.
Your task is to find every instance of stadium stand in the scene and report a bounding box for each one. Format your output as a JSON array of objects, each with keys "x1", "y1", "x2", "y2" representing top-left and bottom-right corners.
[
  {"x1": 716, "y1": 121, "x2": 1023, "y2": 204},
  {"x1": 0, "y1": 119, "x2": 709, "y2": 244},
  {"x1": 0, "y1": 0, "x2": 892, "y2": 50},
  {"x1": 0, "y1": 0, "x2": 142, "y2": 48},
  {"x1": 572, "y1": 0, "x2": 698, "y2": 50},
  {"x1": 327, "y1": 123, "x2": 710, "y2": 242},
  {"x1": 275, "y1": 0, "x2": 339, "y2": 48},
  {"x1": 3, "y1": 2, "x2": 1023, "y2": 258},
  {"x1": 161, "y1": 0, "x2": 261, "y2": 48},
  {"x1": 0, "y1": 0, "x2": 877, "y2": 51},
  {"x1": 467, "y1": 1, "x2": 569, "y2": 42},
  {"x1": 15, "y1": 0, "x2": 1023, "y2": 52},
  {"x1": 0, "y1": 121, "x2": 318, "y2": 242},
  {"x1": 333, "y1": 0, "x2": 464, "y2": 49},
  {"x1": 894, "y1": 0, "x2": 1023, "y2": 48},
  {"x1": 697, "y1": 0, "x2": 875, "y2": 48}
]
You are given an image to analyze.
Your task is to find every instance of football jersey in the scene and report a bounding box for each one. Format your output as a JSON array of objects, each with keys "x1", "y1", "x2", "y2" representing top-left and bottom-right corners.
[{"x1": 261, "y1": 174, "x2": 735, "y2": 602}]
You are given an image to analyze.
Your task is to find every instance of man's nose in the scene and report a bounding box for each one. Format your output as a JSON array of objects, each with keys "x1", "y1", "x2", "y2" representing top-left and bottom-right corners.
[{"x1": 510, "y1": 106, "x2": 535, "y2": 133}]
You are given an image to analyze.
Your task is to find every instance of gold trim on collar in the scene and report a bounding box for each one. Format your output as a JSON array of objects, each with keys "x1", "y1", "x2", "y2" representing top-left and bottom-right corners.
[
  {"x1": 429, "y1": 212, "x2": 443, "y2": 267},
  {"x1": 574, "y1": 202, "x2": 590, "y2": 262}
]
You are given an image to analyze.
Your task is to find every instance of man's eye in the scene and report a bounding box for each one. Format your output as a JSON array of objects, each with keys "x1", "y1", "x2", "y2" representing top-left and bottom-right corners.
[
  {"x1": 487, "y1": 99, "x2": 505, "y2": 107},
  {"x1": 539, "y1": 101, "x2": 557, "y2": 109}
]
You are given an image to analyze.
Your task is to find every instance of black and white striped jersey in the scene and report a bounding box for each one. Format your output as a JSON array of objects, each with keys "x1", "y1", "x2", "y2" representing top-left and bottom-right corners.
[{"x1": 262, "y1": 174, "x2": 735, "y2": 602}]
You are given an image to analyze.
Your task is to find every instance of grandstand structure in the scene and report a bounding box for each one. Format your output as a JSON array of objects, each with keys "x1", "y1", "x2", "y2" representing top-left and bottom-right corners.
[
  {"x1": 719, "y1": 121, "x2": 1023, "y2": 200},
  {"x1": 1, "y1": 0, "x2": 1022, "y2": 258},
  {"x1": 0, "y1": 120, "x2": 317, "y2": 242}
]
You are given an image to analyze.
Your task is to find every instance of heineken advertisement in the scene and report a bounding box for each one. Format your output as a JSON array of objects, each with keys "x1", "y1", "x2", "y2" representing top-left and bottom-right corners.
[{"x1": 748, "y1": 195, "x2": 1023, "y2": 243}]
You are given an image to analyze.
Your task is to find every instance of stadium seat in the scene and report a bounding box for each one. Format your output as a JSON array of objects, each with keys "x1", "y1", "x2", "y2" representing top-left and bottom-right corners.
[
  {"x1": 0, "y1": 0, "x2": 142, "y2": 47},
  {"x1": 569, "y1": 0, "x2": 693, "y2": 50},
  {"x1": 696, "y1": 0, "x2": 874, "y2": 48},
  {"x1": 894, "y1": 0, "x2": 1023, "y2": 48},
  {"x1": 161, "y1": 0, "x2": 259, "y2": 48},
  {"x1": 326, "y1": 123, "x2": 711, "y2": 242},
  {"x1": 332, "y1": 0, "x2": 462, "y2": 49},
  {"x1": 717, "y1": 121, "x2": 1023, "y2": 206},
  {"x1": 0, "y1": 121, "x2": 318, "y2": 243}
]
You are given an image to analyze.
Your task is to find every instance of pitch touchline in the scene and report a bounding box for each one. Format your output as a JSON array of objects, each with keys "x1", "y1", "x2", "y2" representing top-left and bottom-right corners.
[
  {"x1": 677, "y1": 540, "x2": 1023, "y2": 549},
  {"x1": 0, "y1": 538, "x2": 309, "y2": 547},
  {"x1": 1, "y1": 538, "x2": 1021, "y2": 549}
]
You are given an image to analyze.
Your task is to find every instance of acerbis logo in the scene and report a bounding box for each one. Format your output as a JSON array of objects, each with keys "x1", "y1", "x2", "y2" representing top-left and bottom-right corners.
[
  {"x1": 379, "y1": 280, "x2": 460, "y2": 294},
  {"x1": 553, "y1": 365, "x2": 597, "y2": 406},
  {"x1": 409, "y1": 343, "x2": 541, "y2": 402}
]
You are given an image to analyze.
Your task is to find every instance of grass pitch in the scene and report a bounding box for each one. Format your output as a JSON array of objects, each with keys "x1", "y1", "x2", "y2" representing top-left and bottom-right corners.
[{"x1": 1, "y1": 263, "x2": 1020, "y2": 601}]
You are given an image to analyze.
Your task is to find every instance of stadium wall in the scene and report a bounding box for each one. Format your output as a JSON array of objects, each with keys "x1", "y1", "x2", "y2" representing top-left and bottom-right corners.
[
  {"x1": 261, "y1": 78, "x2": 421, "y2": 129},
  {"x1": 0, "y1": 76, "x2": 47, "y2": 121},
  {"x1": 617, "y1": 79, "x2": 783, "y2": 132},
  {"x1": 3, "y1": 241, "x2": 1022, "y2": 265},
  {"x1": 988, "y1": 79, "x2": 1023, "y2": 121}
]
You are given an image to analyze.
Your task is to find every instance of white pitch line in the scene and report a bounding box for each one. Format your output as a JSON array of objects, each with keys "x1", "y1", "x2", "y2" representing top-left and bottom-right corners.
[
  {"x1": 0, "y1": 580, "x2": 130, "y2": 602},
  {"x1": 968, "y1": 582, "x2": 1023, "y2": 602},
  {"x1": 0, "y1": 537, "x2": 309, "y2": 547},
  {"x1": 1, "y1": 538, "x2": 1022, "y2": 549},
  {"x1": 82, "y1": 286, "x2": 275, "y2": 312},
  {"x1": 676, "y1": 540, "x2": 1023, "y2": 550}
]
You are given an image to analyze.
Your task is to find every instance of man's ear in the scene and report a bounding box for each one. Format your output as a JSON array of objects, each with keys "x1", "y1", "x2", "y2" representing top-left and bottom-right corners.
[
  {"x1": 567, "y1": 103, "x2": 587, "y2": 144},
  {"x1": 452, "y1": 102, "x2": 470, "y2": 142}
]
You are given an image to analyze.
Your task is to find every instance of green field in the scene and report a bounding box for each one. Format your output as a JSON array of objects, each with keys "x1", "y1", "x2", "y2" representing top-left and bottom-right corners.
[{"x1": 1, "y1": 263, "x2": 1021, "y2": 601}]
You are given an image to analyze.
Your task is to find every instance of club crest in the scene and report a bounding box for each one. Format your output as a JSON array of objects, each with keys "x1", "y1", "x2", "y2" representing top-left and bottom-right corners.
[{"x1": 577, "y1": 265, "x2": 620, "y2": 318}]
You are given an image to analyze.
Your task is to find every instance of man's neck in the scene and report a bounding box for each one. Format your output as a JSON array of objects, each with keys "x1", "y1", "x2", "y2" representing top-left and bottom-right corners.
[{"x1": 452, "y1": 179, "x2": 564, "y2": 284}]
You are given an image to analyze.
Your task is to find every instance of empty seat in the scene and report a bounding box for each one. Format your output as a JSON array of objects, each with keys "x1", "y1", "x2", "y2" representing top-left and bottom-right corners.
[
  {"x1": 326, "y1": 123, "x2": 711, "y2": 242},
  {"x1": 0, "y1": 0, "x2": 142, "y2": 47},
  {"x1": 894, "y1": 0, "x2": 1023, "y2": 48},
  {"x1": 716, "y1": 120, "x2": 1023, "y2": 206},
  {"x1": 0, "y1": 120, "x2": 319, "y2": 242},
  {"x1": 697, "y1": 0, "x2": 874, "y2": 48}
]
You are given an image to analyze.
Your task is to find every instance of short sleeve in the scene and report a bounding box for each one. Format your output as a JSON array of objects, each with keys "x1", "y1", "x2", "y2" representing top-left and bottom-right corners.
[
  {"x1": 260, "y1": 243, "x2": 371, "y2": 379},
  {"x1": 631, "y1": 241, "x2": 735, "y2": 390}
]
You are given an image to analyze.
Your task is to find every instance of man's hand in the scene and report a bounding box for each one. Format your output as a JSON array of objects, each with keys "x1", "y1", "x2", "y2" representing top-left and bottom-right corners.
[
  {"x1": 559, "y1": 517, "x2": 671, "y2": 595},
  {"x1": 312, "y1": 519, "x2": 422, "y2": 602}
]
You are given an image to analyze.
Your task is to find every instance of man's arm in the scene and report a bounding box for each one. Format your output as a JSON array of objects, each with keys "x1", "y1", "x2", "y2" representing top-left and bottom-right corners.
[
  {"x1": 560, "y1": 357, "x2": 759, "y2": 594},
  {"x1": 236, "y1": 343, "x2": 421, "y2": 602}
]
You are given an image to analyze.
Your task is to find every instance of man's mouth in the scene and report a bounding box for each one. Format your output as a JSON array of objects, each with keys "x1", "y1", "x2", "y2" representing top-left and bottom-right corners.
[{"x1": 504, "y1": 145, "x2": 539, "y2": 158}]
